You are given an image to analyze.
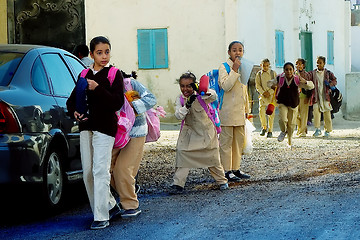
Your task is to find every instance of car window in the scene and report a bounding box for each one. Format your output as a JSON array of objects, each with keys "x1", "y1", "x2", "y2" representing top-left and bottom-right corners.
[
  {"x1": 41, "y1": 53, "x2": 75, "y2": 97},
  {"x1": 0, "y1": 52, "x2": 24, "y2": 86},
  {"x1": 64, "y1": 54, "x2": 85, "y2": 77},
  {"x1": 32, "y1": 57, "x2": 51, "y2": 95}
]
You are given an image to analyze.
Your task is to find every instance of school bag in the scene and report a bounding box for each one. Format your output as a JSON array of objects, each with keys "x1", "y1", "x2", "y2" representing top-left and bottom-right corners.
[
  {"x1": 123, "y1": 78, "x2": 166, "y2": 143},
  {"x1": 78, "y1": 67, "x2": 136, "y2": 148},
  {"x1": 330, "y1": 86, "x2": 342, "y2": 114},
  {"x1": 206, "y1": 62, "x2": 231, "y2": 110}
]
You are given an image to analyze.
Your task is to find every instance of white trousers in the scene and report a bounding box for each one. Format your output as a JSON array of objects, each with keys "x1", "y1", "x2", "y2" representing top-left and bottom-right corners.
[{"x1": 80, "y1": 131, "x2": 116, "y2": 221}]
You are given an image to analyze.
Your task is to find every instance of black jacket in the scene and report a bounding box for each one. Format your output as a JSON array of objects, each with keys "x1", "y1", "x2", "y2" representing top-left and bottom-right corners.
[{"x1": 67, "y1": 66, "x2": 124, "y2": 137}]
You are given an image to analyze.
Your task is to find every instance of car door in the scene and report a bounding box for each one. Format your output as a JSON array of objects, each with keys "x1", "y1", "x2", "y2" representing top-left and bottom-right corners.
[{"x1": 40, "y1": 52, "x2": 83, "y2": 172}]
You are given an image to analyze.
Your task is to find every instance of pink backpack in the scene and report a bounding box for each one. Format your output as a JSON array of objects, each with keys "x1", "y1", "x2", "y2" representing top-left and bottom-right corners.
[
  {"x1": 79, "y1": 67, "x2": 135, "y2": 148},
  {"x1": 123, "y1": 78, "x2": 166, "y2": 143}
]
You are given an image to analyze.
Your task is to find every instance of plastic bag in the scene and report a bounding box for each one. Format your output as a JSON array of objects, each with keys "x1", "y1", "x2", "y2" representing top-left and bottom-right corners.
[{"x1": 243, "y1": 119, "x2": 256, "y2": 155}]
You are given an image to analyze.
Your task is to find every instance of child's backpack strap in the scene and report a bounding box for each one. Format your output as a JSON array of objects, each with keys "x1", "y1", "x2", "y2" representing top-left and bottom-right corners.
[
  {"x1": 223, "y1": 62, "x2": 231, "y2": 74},
  {"x1": 197, "y1": 96, "x2": 221, "y2": 134},
  {"x1": 294, "y1": 75, "x2": 300, "y2": 86},
  {"x1": 80, "y1": 68, "x2": 90, "y2": 78},
  {"x1": 179, "y1": 96, "x2": 186, "y2": 131},
  {"x1": 107, "y1": 66, "x2": 119, "y2": 86}
]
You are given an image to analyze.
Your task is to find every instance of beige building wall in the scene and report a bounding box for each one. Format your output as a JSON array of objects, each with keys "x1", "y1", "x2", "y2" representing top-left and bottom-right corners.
[
  {"x1": 0, "y1": 0, "x2": 7, "y2": 43},
  {"x1": 85, "y1": 0, "x2": 230, "y2": 116}
]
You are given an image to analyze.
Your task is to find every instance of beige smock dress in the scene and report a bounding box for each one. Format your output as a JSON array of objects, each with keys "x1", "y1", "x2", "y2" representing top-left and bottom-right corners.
[{"x1": 175, "y1": 89, "x2": 222, "y2": 168}]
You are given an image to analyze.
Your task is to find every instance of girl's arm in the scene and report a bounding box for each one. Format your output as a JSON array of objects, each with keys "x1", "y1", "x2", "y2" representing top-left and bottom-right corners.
[
  {"x1": 174, "y1": 95, "x2": 189, "y2": 120},
  {"x1": 130, "y1": 80, "x2": 157, "y2": 115},
  {"x1": 299, "y1": 76, "x2": 314, "y2": 90},
  {"x1": 218, "y1": 63, "x2": 241, "y2": 92}
]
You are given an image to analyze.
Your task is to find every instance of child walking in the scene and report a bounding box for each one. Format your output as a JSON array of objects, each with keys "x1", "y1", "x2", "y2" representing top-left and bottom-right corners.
[
  {"x1": 255, "y1": 58, "x2": 277, "y2": 138},
  {"x1": 66, "y1": 36, "x2": 124, "y2": 229},
  {"x1": 295, "y1": 58, "x2": 312, "y2": 137},
  {"x1": 308, "y1": 56, "x2": 337, "y2": 137},
  {"x1": 218, "y1": 41, "x2": 251, "y2": 181},
  {"x1": 170, "y1": 72, "x2": 228, "y2": 193},
  {"x1": 269, "y1": 62, "x2": 314, "y2": 147},
  {"x1": 111, "y1": 70, "x2": 156, "y2": 217}
]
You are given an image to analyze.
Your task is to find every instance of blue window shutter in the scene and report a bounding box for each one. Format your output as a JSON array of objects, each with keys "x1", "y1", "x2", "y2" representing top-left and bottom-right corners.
[
  {"x1": 138, "y1": 29, "x2": 153, "y2": 69},
  {"x1": 327, "y1": 31, "x2": 334, "y2": 65},
  {"x1": 153, "y1": 29, "x2": 168, "y2": 68},
  {"x1": 275, "y1": 31, "x2": 284, "y2": 67},
  {"x1": 280, "y1": 31, "x2": 284, "y2": 65}
]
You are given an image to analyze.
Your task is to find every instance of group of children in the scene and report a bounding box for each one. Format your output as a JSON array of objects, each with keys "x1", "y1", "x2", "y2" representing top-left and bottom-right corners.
[
  {"x1": 255, "y1": 56, "x2": 337, "y2": 146},
  {"x1": 66, "y1": 36, "x2": 338, "y2": 230}
]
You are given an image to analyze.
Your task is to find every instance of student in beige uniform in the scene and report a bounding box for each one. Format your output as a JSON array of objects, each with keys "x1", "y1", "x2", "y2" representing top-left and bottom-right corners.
[
  {"x1": 308, "y1": 56, "x2": 337, "y2": 138},
  {"x1": 218, "y1": 41, "x2": 251, "y2": 182},
  {"x1": 295, "y1": 58, "x2": 312, "y2": 137},
  {"x1": 255, "y1": 58, "x2": 277, "y2": 138},
  {"x1": 170, "y1": 72, "x2": 228, "y2": 193},
  {"x1": 268, "y1": 62, "x2": 314, "y2": 147}
]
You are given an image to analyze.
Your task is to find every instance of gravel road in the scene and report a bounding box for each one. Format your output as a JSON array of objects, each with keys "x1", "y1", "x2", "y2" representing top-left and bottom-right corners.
[{"x1": 139, "y1": 113, "x2": 360, "y2": 195}]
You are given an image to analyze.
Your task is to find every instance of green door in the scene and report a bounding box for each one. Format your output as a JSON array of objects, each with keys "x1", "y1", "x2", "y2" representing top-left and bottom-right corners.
[{"x1": 300, "y1": 32, "x2": 313, "y2": 72}]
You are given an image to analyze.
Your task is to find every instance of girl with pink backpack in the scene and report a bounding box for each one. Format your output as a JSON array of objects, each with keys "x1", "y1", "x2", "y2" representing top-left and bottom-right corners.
[
  {"x1": 268, "y1": 62, "x2": 314, "y2": 147},
  {"x1": 66, "y1": 36, "x2": 123, "y2": 230},
  {"x1": 169, "y1": 71, "x2": 228, "y2": 194},
  {"x1": 110, "y1": 70, "x2": 157, "y2": 218}
]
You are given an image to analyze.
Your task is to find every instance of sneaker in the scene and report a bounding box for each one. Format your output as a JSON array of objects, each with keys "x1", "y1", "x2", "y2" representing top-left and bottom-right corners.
[
  {"x1": 135, "y1": 184, "x2": 140, "y2": 194},
  {"x1": 313, "y1": 128, "x2": 321, "y2": 137},
  {"x1": 266, "y1": 132, "x2": 273, "y2": 138},
  {"x1": 324, "y1": 131, "x2": 330, "y2": 137},
  {"x1": 260, "y1": 128, "x2": 266, "y2": 136},
  {"x1": 219, "y1": 183, "x2": 229, "y2": 190},
  {"x1": 233, "y1": 170, "x2": 251, "y2": 179},
  {"x1": 277, "y1": 131, "x2": 286, "y2": 142},
  {"x1": 307, "y1": 121, "x2": 312, "y2": 126},
  {"x1": 121, "y1": 208, "x2": 142, "y2": 218},
  {"x1": 299, "y1": 133, "x2": 306, "y2": 138},
  {"x1": 225, "y1": 171, "x2": 241, "y2": 182},
  {"x1": 109, "y1": 203, "x2": 122, "y2": 220},
  {"x1": 169, "y1": 184, "x2": 184, "y2": 194},
  {"x1": 90, "y1": 220, "x2": 109, "y2": 230}
]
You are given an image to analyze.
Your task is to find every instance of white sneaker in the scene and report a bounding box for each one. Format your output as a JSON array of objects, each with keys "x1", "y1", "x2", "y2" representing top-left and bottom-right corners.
[{"x1": 277, "y1": 132, "x2": 286, "y2": 142}]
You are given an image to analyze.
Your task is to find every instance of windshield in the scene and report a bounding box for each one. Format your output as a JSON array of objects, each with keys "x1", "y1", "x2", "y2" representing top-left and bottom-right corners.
[{"x1": 0, "y1": 52, "x2": 24, "y2": 86}]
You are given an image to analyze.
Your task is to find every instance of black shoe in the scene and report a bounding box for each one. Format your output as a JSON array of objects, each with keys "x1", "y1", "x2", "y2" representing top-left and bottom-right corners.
[
  {"x1": 267, "y1": 132, "x2": 273, "y2": 138},
  {"x1": 90, "y1": 220, "x2": 109, "y2": 230},
  {"x1": 233, "y1": 170, "x2": 251, "y2": 179},
  {"x1": 260, "y1": 128, "x2": 266, "y2": 136},
  {"x1": 225, "y1": 171, "x2": 241, "y2": 182},
  {"x1": 121, "y1": 208, "x2": 142, "y2": 218},
  {"x1": 109, "y1": 203, "x2": 122, "y2": 220},
  {"x1": 169, "y1": 184, "x2": 184, "y2": 194}
]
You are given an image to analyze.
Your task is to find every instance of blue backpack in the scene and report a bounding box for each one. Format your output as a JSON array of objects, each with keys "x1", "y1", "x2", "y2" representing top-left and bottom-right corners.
[{"x1": 206, "y1": 62, "x2": 231, "y2": 110}]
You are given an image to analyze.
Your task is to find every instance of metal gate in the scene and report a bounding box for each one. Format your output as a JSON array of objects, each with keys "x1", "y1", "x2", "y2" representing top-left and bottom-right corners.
[{"x1": 7, "y1": 0, "x2": 85, "y2": 53}]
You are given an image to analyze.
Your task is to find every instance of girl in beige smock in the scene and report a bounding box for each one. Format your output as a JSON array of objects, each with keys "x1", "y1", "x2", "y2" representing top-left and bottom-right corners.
[{"x1": 170, "y1": 72, "x2": 228, "y2": 193}]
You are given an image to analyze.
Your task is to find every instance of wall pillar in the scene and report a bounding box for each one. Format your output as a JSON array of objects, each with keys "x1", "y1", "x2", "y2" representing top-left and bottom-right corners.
[{"x1": 0, "y1": 0, "x2": 7, "y2": 43}]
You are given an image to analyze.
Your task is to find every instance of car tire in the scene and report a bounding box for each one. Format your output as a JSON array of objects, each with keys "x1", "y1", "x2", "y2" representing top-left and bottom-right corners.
[{"x1": 43, "y1": 149, "x2": 64, "y2": 208}]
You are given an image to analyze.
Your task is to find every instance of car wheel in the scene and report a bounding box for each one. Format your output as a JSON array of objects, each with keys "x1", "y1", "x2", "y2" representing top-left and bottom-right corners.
[{"x1": 43, "y1": 149, "x2": 64, "y2": 207}]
